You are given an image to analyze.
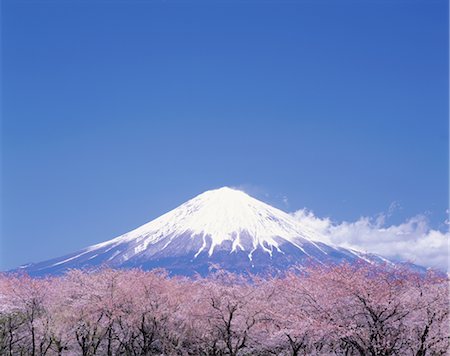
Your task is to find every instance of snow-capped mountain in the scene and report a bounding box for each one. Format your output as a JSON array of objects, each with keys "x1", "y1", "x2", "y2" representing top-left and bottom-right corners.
[{"x1": 18, "y1": 187, "x2": 389, "y2": 276}]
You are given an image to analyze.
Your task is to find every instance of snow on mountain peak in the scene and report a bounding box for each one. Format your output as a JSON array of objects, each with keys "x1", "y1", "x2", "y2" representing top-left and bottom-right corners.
[{"x1": 90, "y1": 186, "x2": 323, "y2": 259}]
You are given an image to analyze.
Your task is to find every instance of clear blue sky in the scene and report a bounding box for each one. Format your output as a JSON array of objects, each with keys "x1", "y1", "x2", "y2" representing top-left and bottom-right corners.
[{"x1": 1, "y1": 0, "x2": 448, "y2": 270}]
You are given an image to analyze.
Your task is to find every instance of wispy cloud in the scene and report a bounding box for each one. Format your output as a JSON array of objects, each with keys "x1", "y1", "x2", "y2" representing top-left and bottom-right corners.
[{"x1": 291, "y1": 209, "x2": 449, "y2": 271}]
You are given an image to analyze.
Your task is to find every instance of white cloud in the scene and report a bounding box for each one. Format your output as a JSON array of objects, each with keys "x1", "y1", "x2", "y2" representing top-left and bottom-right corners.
[{"x1": 291, "y1": 209, "x2": 449, "y2": 271}]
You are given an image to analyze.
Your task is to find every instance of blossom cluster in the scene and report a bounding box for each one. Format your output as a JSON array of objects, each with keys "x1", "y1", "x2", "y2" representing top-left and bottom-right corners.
[{"x1": 0, "y1": 264, "x2": 448, "y2": 355}]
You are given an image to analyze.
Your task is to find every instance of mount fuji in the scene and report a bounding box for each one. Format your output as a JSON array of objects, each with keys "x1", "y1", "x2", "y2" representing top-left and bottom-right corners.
[{"x1": 17, "y1": 187, "x2": 390, "y2": 276}]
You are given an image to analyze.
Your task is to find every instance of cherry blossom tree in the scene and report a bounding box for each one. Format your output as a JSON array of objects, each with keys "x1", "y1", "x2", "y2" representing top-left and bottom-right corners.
[{"x1": 182, "y1": 272, "x2": 270, "y2": 355}]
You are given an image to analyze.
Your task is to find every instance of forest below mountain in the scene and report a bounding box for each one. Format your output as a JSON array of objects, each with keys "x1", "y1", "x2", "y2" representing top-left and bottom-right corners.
[{"x1": 0, "y1": 264, "x2": 448, "y2": 355}]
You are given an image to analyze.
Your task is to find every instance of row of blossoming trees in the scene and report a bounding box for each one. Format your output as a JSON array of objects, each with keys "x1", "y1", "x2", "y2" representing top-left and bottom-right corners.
[{"x1": 0, "y1": 264, "x2": 448, "y2": 356}]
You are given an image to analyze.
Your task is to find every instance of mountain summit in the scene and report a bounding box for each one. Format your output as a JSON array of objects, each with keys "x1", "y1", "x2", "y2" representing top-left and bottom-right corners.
[{"x1": 18, "y1": 187, "x2": 387, "y2": 276}]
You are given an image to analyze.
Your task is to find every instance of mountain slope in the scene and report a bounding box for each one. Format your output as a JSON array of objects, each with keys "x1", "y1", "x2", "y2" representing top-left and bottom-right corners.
[{"x1": 17, "y1": 187, "x2": 390, "y2": 276}]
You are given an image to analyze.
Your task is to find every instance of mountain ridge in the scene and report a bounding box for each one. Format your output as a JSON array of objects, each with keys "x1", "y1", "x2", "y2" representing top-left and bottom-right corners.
[{"x1": 16, "y1": 187, "x2": 393, "y2": 276}]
